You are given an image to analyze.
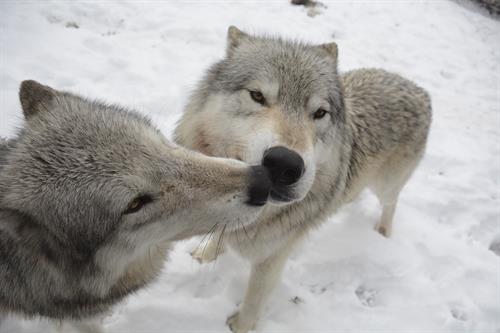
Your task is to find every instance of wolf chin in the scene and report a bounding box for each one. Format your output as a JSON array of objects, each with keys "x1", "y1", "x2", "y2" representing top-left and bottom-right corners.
[
  {"x1": 0, "y1": 80, "x2": 273, "y2": 332},
  {"x1": 175, "y1": 26, "x2": 432, "y2": 332}
]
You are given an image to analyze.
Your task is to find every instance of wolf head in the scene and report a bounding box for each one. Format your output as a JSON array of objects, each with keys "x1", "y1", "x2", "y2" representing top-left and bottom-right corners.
[
  {"x1": 175, "y1": 26, "x2": 347, "y2": 204},
  {"x1": 0, "y1": 81, "x2": 271, "y2": 267}
]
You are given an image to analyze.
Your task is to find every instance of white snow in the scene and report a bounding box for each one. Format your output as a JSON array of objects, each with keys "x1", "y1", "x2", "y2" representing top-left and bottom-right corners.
[{"x1": 1, "y1": 1, "x2": 499, "y2": 332}]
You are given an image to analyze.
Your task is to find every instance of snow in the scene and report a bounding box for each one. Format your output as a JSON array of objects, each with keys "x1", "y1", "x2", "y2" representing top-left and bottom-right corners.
[{"x1": 0, "y1": 1, "x2": 499, "y2": 332}]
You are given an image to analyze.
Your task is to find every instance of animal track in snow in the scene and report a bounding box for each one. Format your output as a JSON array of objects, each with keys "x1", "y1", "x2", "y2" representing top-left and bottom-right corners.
[
  {"x1": 355, "y1": 286, "x2": 377, "y2": 307},
  {"x1": 488, "y1": 237, "x2": 500, "y2": 257}
]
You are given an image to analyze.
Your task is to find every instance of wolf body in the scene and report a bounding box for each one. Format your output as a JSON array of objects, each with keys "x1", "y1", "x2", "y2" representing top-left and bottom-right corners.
[{"x1": 175, "y1": 27, "x2": 432, "y2": 332}]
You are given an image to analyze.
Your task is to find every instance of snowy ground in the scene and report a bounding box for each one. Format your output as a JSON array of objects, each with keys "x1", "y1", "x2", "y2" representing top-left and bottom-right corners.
[{"x1": 1, "y1": 1, "x2": 499, "y2": 332}]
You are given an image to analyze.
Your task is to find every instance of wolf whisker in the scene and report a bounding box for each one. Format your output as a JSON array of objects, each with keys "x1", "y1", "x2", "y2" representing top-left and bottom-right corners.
[
  {"x1": 213, "y1": 223, "x2": 227, "y2": 268},
  {"x1": 199, "y1": 222, "x2": 219, "y2": 261}
]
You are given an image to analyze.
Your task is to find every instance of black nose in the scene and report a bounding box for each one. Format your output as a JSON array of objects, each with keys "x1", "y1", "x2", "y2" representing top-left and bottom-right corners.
[
  {"x1": 247, "y1": 165, "x2": 272, "y2": 206},
  {"x1": 262, "y1": 146, "x2": 305, "y2": 186}
]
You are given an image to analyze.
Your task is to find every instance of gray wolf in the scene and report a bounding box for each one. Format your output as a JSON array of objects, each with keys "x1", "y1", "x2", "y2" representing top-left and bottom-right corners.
[
  {"x1": 0, "y1": 80, "x2": 273, "y2": 331},
  {"x1": 174, "y1": 26, "x2": 432, "y2": 332}
]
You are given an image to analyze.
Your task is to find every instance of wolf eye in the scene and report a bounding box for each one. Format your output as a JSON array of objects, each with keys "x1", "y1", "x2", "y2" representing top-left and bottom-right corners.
[
  {"x1": 124, "y1": 194, "x2": 153, "y2": 215},
  {"x1": 313, "y1": 108, "x2": 328, "y2": 120},
  {"x1": 249, "y1": 90, "x2": 266, "y2": 105}
]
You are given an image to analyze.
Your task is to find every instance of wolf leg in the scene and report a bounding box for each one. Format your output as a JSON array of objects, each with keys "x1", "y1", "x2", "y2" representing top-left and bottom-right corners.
[
  {"x1": 375, "y1": 200, "x2": 397, "y2": 237},
  {"x1": 226, "y1": 239, "x2": 295, "y2": 333},
  {"x1": 371, "y1": 176, "x2": 404, "y2": 238},
  {"x1": 371, "y1": 147, "x2": 424, "y2": 237}
]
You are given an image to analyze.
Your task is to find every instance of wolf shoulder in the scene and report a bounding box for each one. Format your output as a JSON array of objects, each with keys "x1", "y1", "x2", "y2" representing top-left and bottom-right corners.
[
  {"x1": 341, "y1": 68, "x2": 432, "y2": 142},
  {"x1": 342, "y1": 68, "x2": 431, "y2": 119}
]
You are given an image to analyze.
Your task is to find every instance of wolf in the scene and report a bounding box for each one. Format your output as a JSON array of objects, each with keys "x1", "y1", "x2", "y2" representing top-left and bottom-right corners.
[
  {"x1": 0, "y1": 80, "x2": 274, "y2": 332},
  {"x1": 174, "y1": 26, "x2": 432, "y2": 332}
]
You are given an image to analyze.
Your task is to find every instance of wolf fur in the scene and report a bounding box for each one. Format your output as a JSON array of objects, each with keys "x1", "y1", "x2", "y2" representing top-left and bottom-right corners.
[
  {"x1": 174, "y1": 26, "x2": 432, "y2": 332},
  {"x1": 0, "y1": 80, "x2": 271, "y2": 329}
]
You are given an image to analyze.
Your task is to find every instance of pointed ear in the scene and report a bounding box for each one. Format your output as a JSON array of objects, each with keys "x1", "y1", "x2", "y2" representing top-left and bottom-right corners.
[
  {"x1": 19, "y1": 80, "x2": 57, "y2": 119},
  {"x1": 317, "y1": 42, "x2": 338, "y2": 65},
  {"x1": 226, "y1": 25, "x2": 249, "y2": 57}
]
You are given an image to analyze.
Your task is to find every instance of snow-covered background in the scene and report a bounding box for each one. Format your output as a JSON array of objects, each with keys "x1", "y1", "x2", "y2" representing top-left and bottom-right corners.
[{"x1": 1, "y1": 1, "x2": 499, "y2": 332}]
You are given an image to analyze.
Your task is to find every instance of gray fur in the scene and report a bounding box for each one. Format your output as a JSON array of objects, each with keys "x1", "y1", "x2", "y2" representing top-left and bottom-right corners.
[
  {"x1": 175, "y1": 26, "x2": 431, "y2": 333},
  {"x1": 0, "y1": 139, "x2": 14, "y2": 170},
  {"x1": 196, "y1": 33, "x2": 344, "y2": 122},
  {"x1": 0, "y1": 80, "x2": 269, "y2": 323}
]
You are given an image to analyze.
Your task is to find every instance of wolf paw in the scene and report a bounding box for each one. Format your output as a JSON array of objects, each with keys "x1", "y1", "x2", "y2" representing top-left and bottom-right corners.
[
  {"x1": 374, "y1": 223, "x2": 391, "y2": 238},
  {"x1": 226, "y1": 311, "x2": 255, "y2": 333},
  {"x1": 190, "y1": 242, "x2": 221, "y2": 263}
]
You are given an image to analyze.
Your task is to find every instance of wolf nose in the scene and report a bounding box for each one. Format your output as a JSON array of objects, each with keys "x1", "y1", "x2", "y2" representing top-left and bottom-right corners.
[
  {"x1": 262, "y1": 146, "x2": 305, "y2": 186},
  {"x1": 247, "y1": 165, "x2": 272, "y2": 206}
]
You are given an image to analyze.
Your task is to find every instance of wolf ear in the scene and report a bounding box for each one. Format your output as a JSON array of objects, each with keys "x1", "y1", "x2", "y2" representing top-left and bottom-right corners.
[
  {"x1": 317, "y1": 42, "x2": 339, "y2": 66},
  {"x1": 19, "y1": 80, "x2": 57, "y2": 119},
  {"x1": 226, "y1": 26, "x2": 249, "y2": 57}
]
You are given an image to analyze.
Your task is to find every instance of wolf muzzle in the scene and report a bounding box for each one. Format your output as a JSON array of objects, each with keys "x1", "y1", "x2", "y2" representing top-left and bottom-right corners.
[
  {"x1": 246, "y1": 146, "x2": 306, "y2": 206},
  {"x1": 263, "y1": 146, "x2": 305, "y2": 186},
  {"x1": 247, "y1": 166, "x2": 272, "y2": 206},
  {"x1": 262, "y1": 146, "x2": 305, "y2": 203}
]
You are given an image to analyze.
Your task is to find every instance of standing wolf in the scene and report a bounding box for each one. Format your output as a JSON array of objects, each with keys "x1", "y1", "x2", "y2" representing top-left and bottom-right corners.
[
  {"x1": 175, "y1": 26, "x2": 432, "y2": 332},
  {"x1": 0, "y1": 80, "x2": 273, "y2": 331}
]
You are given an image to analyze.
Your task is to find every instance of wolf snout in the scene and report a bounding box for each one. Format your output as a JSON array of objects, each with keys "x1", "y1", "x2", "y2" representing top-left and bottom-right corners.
[
  {"x1": 246, "y1": 165, "x2": 272, "y2": 206},
  {"x1": 246, "y1": 147, "x2": 306, "y2": 206},
  {"x1": 262, "y1": 146, "x2": 305, "y2": 186}
]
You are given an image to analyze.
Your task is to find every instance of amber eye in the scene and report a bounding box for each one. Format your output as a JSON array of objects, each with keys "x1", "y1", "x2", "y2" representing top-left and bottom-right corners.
[
  {"x1": 124, "y1": 195, "x2": 153, "y2": 215},
  {"x1": 249, "y1": 90, "x2": 266, "y2": 105},
  {"x1": 313, "y1": 108, "x2": 328, "y2": 120}
]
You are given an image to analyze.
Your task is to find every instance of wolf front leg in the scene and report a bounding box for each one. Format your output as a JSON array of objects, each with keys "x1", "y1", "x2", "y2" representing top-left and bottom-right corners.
[{"x1": 226, "y1": 238, "x2": 297, "y2": 333}]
